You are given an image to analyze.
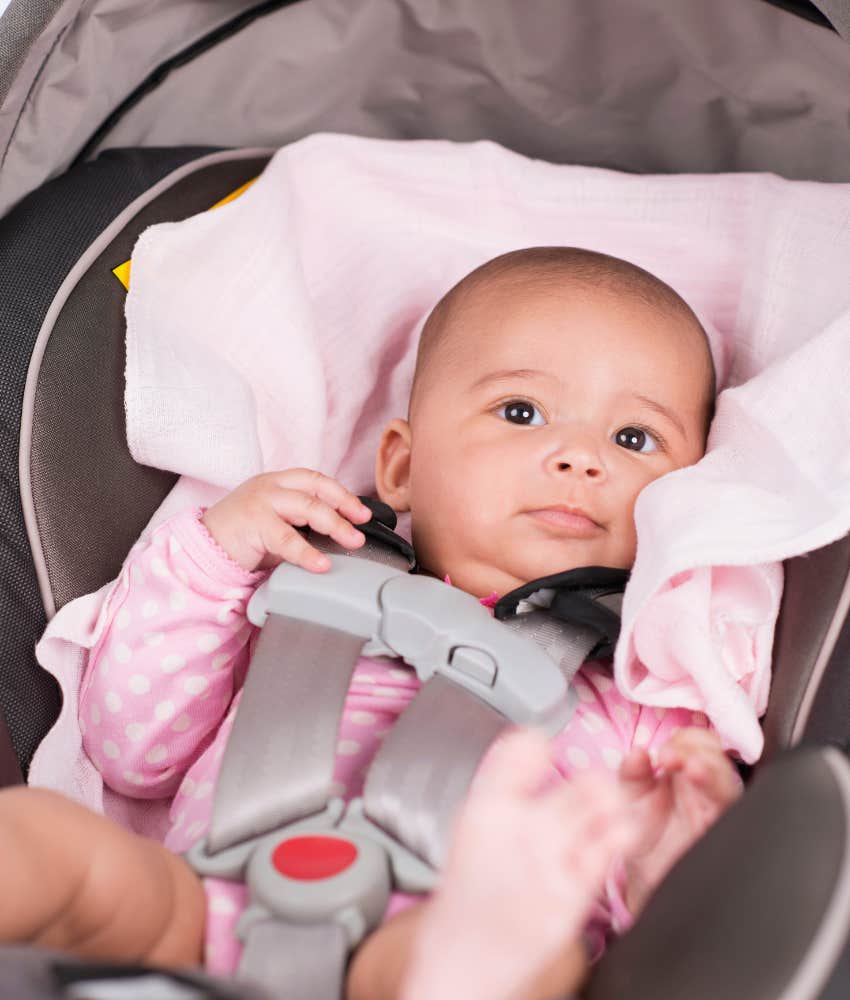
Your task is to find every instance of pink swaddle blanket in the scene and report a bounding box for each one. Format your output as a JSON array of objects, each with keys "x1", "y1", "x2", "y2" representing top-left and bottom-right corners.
[{"x1": 32, "y1": 133, "x2": 850, "y2": 832}]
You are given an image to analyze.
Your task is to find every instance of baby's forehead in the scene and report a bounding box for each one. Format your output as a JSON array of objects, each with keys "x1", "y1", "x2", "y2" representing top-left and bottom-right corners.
[
  {"x1": 412, "y1": 254, "x2": 716, "y2": 419},
  {"x1": 442, "y1": 273, "x2": 697, "y2": 354}
]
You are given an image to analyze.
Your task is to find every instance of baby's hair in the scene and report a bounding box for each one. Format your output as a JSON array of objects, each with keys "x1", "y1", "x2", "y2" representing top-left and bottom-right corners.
[{"x1": 410, "y1": 246, "x2": 717, "y2": 431}]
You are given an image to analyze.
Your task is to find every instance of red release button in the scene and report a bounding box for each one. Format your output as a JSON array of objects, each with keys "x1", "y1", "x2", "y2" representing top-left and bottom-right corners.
[{"x1": 272, "y1": 835, "x2": 359, "y2": 881}]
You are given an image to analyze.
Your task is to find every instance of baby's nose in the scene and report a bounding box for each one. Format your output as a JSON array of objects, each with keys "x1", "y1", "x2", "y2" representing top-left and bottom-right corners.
[{"x1": 547, "y1": 436, "x2": 604, "y2": 479}]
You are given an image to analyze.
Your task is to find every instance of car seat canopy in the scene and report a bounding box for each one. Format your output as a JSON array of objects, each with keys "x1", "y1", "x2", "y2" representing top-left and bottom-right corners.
[{"x1": 2, "y1": 0, "x2": 850, "y2": 221}]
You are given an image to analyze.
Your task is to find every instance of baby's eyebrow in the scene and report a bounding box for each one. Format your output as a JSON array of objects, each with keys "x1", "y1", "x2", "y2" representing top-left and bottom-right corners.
[
  {"x1": 631, "y1": 393, "x2": 687, "y2": 438},
  {"x1": 470, "y1": 368, "x2": 552, "y2": 391}
]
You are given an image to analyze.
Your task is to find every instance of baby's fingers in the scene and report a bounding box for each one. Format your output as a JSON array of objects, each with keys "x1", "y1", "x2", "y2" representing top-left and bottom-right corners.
[
  {"x1": 680, "y1": 750, "x2": 743, "y2": 806},
  {"x1": 257, "y1": 516, "x2": 335, "y2": 573},
  {"x1": 272, "y1": 487, "x2": 369, "y2": 555},
  {"x1": 271, "y1": 469, "x2": 372, "y2": 525},
  {"x1": 617, "y1": 748, "x2": 657, "y2": 799}
]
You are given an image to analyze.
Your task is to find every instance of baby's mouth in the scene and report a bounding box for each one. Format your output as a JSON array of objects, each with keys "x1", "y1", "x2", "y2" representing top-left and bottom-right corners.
[{"x1": 524, "y1": 505, "x2": 603, "y2": 538}]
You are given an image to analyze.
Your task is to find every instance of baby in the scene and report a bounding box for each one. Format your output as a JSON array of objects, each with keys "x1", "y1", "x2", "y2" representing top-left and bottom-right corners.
[{"x1": 5, "y1": 247, "x2": 740, "y2": 1000}]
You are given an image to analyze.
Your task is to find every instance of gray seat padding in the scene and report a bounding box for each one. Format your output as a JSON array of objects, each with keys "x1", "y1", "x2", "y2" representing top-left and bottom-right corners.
[{"x1": 585, "y1": 745, "x2": 850, "y2": 1000}]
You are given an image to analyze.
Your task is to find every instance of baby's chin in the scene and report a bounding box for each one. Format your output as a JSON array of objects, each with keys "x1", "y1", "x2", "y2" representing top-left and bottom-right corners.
[{"x1": 438, "y1": 557, "x2": 596, "y2": 601}]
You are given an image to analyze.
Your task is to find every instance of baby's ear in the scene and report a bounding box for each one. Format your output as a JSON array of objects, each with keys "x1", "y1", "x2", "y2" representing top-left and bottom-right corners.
[{"x1": 375, "y1": 418, "x2": 412, "y2": 512}]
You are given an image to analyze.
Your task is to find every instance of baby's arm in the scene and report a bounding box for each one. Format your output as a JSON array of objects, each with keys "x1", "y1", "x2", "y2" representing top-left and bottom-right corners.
[
  {"x1": 80, "y1": 508, "x2": 264, "y2": 797},
  {"x1": 81, "y1": 470, "x2": 372, "y2": 797}
]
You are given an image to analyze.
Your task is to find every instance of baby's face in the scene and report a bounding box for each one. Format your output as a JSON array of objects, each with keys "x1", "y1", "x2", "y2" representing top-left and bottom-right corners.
[{"x1": 379, "y1": 280, "x2": 711, "y2": 598}]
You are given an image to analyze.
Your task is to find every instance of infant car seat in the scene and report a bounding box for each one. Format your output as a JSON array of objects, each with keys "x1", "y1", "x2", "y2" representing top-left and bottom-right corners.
[{"x1": 3, "y1": 1, "x2": 850, "y2": 997}]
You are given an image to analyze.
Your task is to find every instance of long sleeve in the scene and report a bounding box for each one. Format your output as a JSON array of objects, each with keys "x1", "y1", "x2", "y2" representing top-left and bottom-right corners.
[{"x1": 80, "y1": 508, "x2": 264, "y2": 798}]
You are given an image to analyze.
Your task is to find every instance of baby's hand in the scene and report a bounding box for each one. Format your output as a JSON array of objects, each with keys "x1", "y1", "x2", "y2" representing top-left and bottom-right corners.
[
  {"x1": 201, "y1": 469, "x2": 372, "y2": 573},
  {"x1": 617, "y1": 726, "x2": 742, "y2": 915}
]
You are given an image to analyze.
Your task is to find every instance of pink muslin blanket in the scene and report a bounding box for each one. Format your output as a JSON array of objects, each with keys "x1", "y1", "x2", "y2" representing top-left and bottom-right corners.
[{"x1": 32, "y1": 133, "x2": 850, "y2": 829}]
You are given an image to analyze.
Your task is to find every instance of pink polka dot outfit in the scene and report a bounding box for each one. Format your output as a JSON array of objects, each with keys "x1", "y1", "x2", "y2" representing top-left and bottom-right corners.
[{"x1": 79, "y1": 507, "x2": 705, "y2": 973}]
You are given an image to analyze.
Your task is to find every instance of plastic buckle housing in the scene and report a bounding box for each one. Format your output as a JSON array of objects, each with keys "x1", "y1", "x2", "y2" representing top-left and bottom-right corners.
[
  {"x1": 377, "y1": 574, "x2": 573, "y2": 735},
  {"x1": 187, "y1": 796, "x2": 435, "y2": 952},
  {"x1": 248, "y1": 556, "x2": 573, "y2": 735},
  {"x1": 237, "y1": 822, "x2": 391, "y2": 949}
]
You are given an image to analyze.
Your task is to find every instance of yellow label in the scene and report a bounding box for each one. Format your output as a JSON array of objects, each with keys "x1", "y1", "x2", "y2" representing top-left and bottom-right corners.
[{"x1": 112, "y1": 177, "x2": 258, "y2": 290}]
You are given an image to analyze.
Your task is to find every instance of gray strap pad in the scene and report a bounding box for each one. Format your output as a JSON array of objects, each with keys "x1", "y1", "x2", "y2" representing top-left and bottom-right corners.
[
  {"x1": 207, "y1": 614, "x2": 362, "y2": 855},
  {"x1": 239, "y1": 920, "x2": 347, "y2": 1000},
  {"x1": 363, "y1": 673, "x2": 509, "y2": 868}
]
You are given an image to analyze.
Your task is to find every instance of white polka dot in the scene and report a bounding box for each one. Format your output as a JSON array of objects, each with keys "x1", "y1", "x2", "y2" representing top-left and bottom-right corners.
[
  {"x1": 566, "y1": 746, "x2": 591, "y2": 769},
  {"x1": 184, "y1": 675, "x2": 209, "y2": 696},
  {"x1": 634, "y1": 724, "x2": 653, "y2": 746},
  {"x1": 349, "y1": 711, "x2": 378, "y2": 726},
  {"x1": 115, "y1": 642, "x2": 132, "y2": 664},
  {"x1": 155, "y1": 700, "x2": 176, "y2": 720},
  {"x1": 131, "y1": 566, "x2": 145, "y2": 586},
  {"x1": 144, "y1": 632, "x2": 164, "y2": 647},
  {"x1": 172, "y1": 714, "x2": 191, "y2": 733},
  {"x1": 579, "y1": 711, "x2": 603, "y2": 734},
  {"x1": 105, "y1": 691, "x2": 123, "y2": 713},
  {"x1": 209, "y1": 894, "x2": 236, "y2": 916},
  {"x1": 152, "y1": 532, "x2": 166, "y2": 548},
  {"x1": 99, "y1": 658, "x2": 111, "y2": 677},
  {"x1": 170, "y1": 591, "x2": 188, "y2": 612},
  {"x1": 196, "y1": 633, "x2": 222, "y2": 653},
  {"x1": 116, "y1": 609, "x2": 131, "y2": 630},
  {"x1": 146, "y1": 745, "x2": 168, "y2": 764},
  {"x1": 142, "y1": 600, "x2": 159, "y2": 619},
  {"x1": 103, "y1": 739, "x2": 119, "y2": 759},
  {"x1": 602, "y1": 747, "x2": 623, "y2": 769},
  {"x1": 195, "y1": 781, "x2": 214, "y2": 799},
  {"x1": 161, "y1": 653, "x2": 185, "y2": 674},
  {"x1": 613, "y1": 705, "x2": 632, "y2": 726},
  {"x1": 176, "y1": 569, "x2": 189, "y2": 585},
  {"x1": 125, "y1": 722, "x2": 145, "y2": 742},
  {"x1": 168, "y1": 536, "x2": 183, "y2": 555},
  {"x1": 211, "y1": 652, "x2": 232, "y2": 671},
  {"x1": 151, "y1": 557, "x2": 168, "y2": 578},
  {"x1": 185, "y1": 821, "x2": 207, "y2": 841},
  {"x1": 90, "y1": 703, "x2": 101, "y2": 726},
  {"x1": 123, "y1": 771, "x2": 145, "y2": 785},
  {"x1": 128, "y1": 674, "x2": 151, "y2": 695},
  {"x1": 337, "y1": 739, "x2": 361, "y2": 756},
  {"x1": 182, "y1": 778, "x2": 196, "y2": 796},
  {"x1": 172, "y1": 810, "x2": 186, "y2": 830},
  {"x1": 216, "y1": 603, "x2": 239, "y2": 624}
]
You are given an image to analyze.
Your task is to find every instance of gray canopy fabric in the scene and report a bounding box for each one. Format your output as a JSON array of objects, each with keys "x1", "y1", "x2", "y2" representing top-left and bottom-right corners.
[{"x1": 1, "y1": 0, "x2": 850, "y2": 220}]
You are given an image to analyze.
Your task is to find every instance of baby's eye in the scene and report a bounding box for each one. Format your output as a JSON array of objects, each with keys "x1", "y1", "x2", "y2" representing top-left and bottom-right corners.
[
  {"x1": 498, "y1": 400, "x2": 545, "y2": 426},
  {"x1": 614, "y1": 426, "x2": 659, "y2": 454}
]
